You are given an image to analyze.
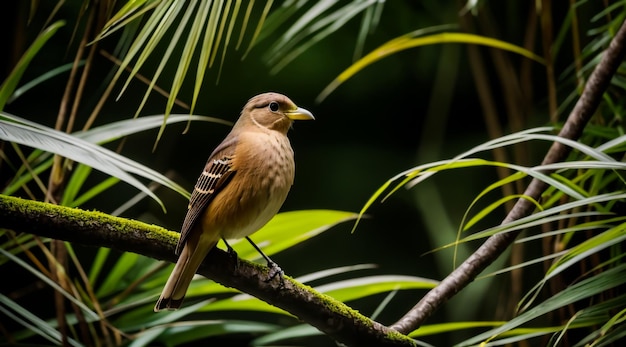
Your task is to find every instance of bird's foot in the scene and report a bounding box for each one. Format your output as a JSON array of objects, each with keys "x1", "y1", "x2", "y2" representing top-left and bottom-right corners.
[
  {"x1": 222, "y1": 239, "x2": 239, "y2": 269},
  {"x1": 265, "y1": 261, "x2": 285, "y2": 287},
  {"x1": 225, "y1": 245, "x2": 238, "y2": 257}
]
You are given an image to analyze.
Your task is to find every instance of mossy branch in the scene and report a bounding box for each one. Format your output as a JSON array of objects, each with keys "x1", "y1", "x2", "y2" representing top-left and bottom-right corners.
[{"x1": 0, "y1": 194, "x2": 415, "y2": 347}]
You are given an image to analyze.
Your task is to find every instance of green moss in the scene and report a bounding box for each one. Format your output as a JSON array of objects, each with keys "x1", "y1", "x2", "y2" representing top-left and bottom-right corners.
[
  {"x1": 1, "y1": 194, "x2": 179, "y2": 246},
  {"x1": 386, "y1": 330, "x2": 417, "y2": 345},
  {"x1": 288, "y1": 278, "x2": 416, "y2": 345}
]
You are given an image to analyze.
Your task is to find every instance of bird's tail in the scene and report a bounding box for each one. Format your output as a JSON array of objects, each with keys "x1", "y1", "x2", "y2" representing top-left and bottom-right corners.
[{"x1": 154, "y1": 236, "x2": 217, "y2": 311}]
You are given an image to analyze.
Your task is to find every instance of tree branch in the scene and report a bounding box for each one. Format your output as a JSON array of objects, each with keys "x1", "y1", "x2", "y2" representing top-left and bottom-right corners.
[
  {"x1": 0, "y1": 194, "x2": 416, "y2": 347},
  {"x1": 390, "y1": 18, "x2": 626, "y2": 334}
]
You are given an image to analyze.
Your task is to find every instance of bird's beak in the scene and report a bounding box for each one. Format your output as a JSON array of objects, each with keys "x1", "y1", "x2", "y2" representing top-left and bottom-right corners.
[{"x1": 285, "y1": 107, "x2": 315, "y2": 120}]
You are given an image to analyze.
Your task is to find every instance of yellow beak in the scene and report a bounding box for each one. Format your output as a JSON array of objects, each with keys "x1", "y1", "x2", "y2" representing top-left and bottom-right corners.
[{"x1": 285, "y1": 107, "x2": 315, "y2": 120}]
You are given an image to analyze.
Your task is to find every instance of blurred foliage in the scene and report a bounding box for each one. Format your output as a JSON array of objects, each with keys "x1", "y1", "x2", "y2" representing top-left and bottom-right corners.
[{"x1": 1, "y1": 0, "x2": 626, "y2": 346}]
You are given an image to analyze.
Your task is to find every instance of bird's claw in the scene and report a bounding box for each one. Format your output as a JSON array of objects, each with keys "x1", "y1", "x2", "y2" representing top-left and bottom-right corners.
[
  {"x1": 224, "y1": 244, "x2": 239, "y2": 269},
  {"x1": 226, "y1": 245, "x2": 237, "y2": 257},
  {"x1": 266, "y1": 261, "x2": 285, "y2": 287}
]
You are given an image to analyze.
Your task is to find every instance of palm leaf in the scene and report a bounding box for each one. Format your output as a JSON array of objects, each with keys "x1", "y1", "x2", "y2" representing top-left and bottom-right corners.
[
  {"x1": 0, "y1": 21, "x2": 66, "y2": 110},
  {"x1": 458, "y1": 264, "x2": 626, "y2": 346},
  {"x1": 2, "y1": 113, "x2": 230, "y2": 203},
  {"x1": 0, "y1": 112, "x2": 193, "y2": 209},
  {"x1": 201, "y1": 275, "x2": 437, "y2": 315},
  {"x1": 96, "y1": 1, "x2": 271, "y2": 146},
  {"x1": 317, "y1": 32, "x2": 546, "y2": 102},
  {"x1": 0, "y1": 293, "x2": 82, "y2": 347}
]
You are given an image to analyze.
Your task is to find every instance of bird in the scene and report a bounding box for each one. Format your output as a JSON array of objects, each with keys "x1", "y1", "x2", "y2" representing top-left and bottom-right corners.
[{"x1": 154, "y1": 92, "x2": 314, "y2": 311}]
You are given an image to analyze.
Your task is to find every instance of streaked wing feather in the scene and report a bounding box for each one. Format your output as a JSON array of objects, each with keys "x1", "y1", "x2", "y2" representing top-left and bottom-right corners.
[{"x1": 176, "y1": 155, "x2": 235, "y2": 254}]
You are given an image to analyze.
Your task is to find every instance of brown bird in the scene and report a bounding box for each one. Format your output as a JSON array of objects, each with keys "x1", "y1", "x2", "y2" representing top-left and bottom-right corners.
[{"x1": 155, "y1": 92, "x2": 314, "y2": 311}]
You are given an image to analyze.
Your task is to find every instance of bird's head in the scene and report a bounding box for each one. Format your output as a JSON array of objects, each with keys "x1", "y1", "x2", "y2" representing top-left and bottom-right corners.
[{"x1": 239, "y1": 92, "x2": 314, "y2": 133}]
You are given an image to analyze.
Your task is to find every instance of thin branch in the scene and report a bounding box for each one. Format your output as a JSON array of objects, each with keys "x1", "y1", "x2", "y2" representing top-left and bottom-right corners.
[
  {"x1": 390, "y1": 18, "x2": 626, "y2": 334},
  {"x1": 0, "y1": 194, "x2": 416, "y2": 347}
]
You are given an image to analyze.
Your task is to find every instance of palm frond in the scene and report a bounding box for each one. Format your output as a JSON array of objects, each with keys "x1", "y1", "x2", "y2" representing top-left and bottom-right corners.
[
  {"x1": 96, "y1": 1, "x2": 271, "y2": 145},
  {"x1": 0, "y1": 113, "x2": 228, "y2": 208}
]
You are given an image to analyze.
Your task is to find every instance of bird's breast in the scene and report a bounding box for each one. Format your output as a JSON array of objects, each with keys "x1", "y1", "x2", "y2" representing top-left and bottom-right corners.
[{"x1": 205, "y1": 131, "x2": 295, "y2": 240}]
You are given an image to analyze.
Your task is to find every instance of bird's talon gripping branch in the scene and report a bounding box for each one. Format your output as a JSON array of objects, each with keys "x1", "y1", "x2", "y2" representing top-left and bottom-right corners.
[
  {"x1": 154, "y1": 93, "x2": 313, "y2": 312},
  {"x1": 266, "y1": 261, "x2": 285, "y2": 287},
  {"x1": 222, "y1": 238, "x2": 239, "y2": 264},
  {"x1": 223, "y1": 239, "x2": 237, "y2": 255}
]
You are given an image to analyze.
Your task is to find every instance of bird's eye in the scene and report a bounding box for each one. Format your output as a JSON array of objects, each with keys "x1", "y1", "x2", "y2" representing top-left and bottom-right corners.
[{"x1": 268, "y1": 101, "x2": 280, "y2": 112}]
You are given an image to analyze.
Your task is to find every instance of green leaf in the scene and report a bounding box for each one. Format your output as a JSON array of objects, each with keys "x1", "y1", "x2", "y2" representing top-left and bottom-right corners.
[
  {"x1": 317, "y1": 32, "x2": 546, "y2": 102},
  {"x1": 458, "y1": 263, "x2": 626, "y2": 346},
  {"x1": 97, "y1": 0, "x2": 159, "y2": 40},
  {"x1": 1, "y1": 113, "x2": 226, "y2": 206},
  {"x1": 295, "y1": 263, "x2": 378, "y2": 283},
  {"x1": 213, "y1": 0, "x2": 242, "y2": 83},
  {"x1": 96, "y1": 252, "x2": 159, "y2": 299},
  {"x1": 114, "y1": 299, "x2": 213, "y2": 333},
  {"x1": 224, "y1": 209, "x2": 358, "y2": 260},
  {"x1": 0, "y1": 247, "x2": 99, "y2": 321},
  {"x1": 201, "y1": 275, "x2": 436, "y2": 314},
  {"x1": 357, "y1": 127, "x2": 626, "y2": 236},
  {"x1": 61, "y1": 163, "x2": 93, "y2": 206},
  {"x1": 316, "y1": 275, "x2": 438, "y2": 302},
  {"x1": 8, "y1": 61, "x2": 85, "y2": 104},
  {"x1": 148, "y1": 0, "x2": 199, "y2": 146},
  {"x1": 70, "y1": 176, "x2": 120, "y2": 207},
  {"x1": 409, "y1": 321, "x2": 505, "y2": 337},
  {"x1": 546, "y1": 222, "x2": 626, "y2": 279},
  {"x1": 267, "y1": 1, "x2": 377, "y2": 75},
  {"x1": 89, "y1": 247, "x2": 111, "y2": 286},
  {"x1": 99, "y1": 1, "x2": 264, "y2": 138},
  {"x1": 0, "y1": 114, "x2": 172, "y2": 209},
  {"x1": 157, "y1": 320, "x2": 280, "y2": 347},
  {"x1": 462, "y1": 194, "x2": 538, "y2": 232},
  {"x1": 96, "y1": 252, "x2": 139, "y2": 298},
  {"x1": 0, "y1": 293, "x2": 82, "y2": 347},
  {"x1": 241, "y1": 0, "x2": 274, "y2": 59},
  {"x1": 182, "y1": 264, "x2": 382, "y2": 300},
  {"x1": 2, "y1": 149, "x2": 53, "y2": 196},
  {"x1": 75, "y1": 114, "x2": 231, "y2": 146},
  {"x1": 154, "y1": 210, "x2": 360, "y2": 304},
  {"x1": 0, "y1": 21, "x2": 66, "y2": 110},
  {"x1": 251, "y1": 324, "x2": 321, "y2": 346}
]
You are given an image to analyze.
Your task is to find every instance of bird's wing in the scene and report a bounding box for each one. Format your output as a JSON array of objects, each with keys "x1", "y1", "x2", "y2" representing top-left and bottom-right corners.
[{"x1": 176, "y1": 142, "x2": 237, "y2": 254}]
